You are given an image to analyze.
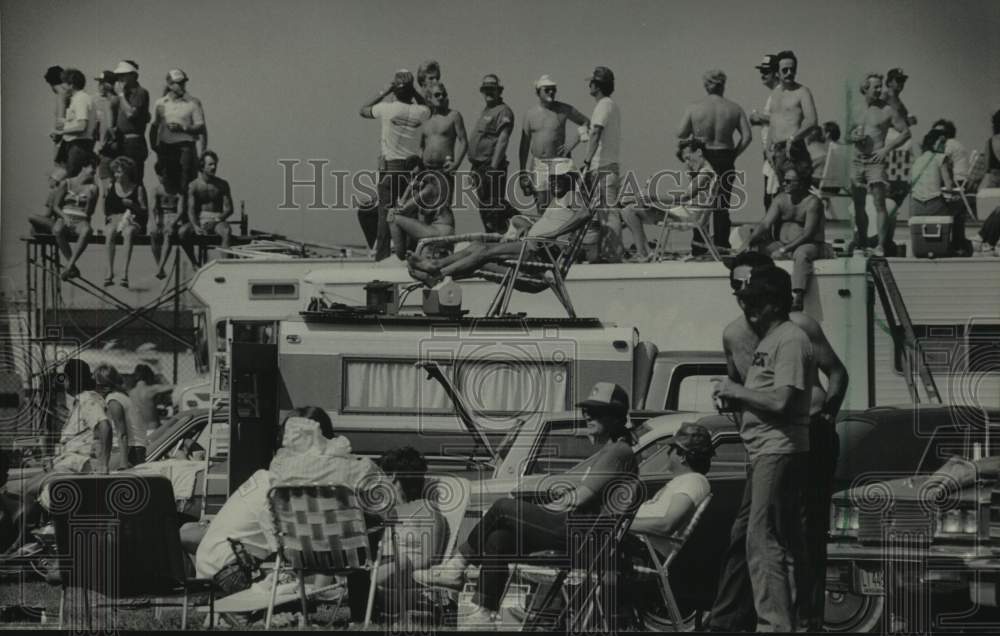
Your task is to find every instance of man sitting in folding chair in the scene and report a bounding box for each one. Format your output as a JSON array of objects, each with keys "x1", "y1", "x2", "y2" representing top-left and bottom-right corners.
[
  {"x1": 412, "y1": 382, "x2": 638, "y2": 629},
  {"x1": 626, "y1": 422, "x2": 713, "y2": 629},
  {"x1": 621, "y1": 137, "x2": 718, "y2": 261},
  {"x1": 185, "y1": 407, "x2": 382, "y2": 623},
  {"x1": 406, "y1": 163, "x2": 588, "y2": 287}
]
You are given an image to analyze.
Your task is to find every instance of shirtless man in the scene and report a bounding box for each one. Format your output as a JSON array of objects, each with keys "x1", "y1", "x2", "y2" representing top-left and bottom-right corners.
[
  {"x1": 387, "y1": 84, "x2": 465, "y2": 258},
  {"x1": 407, "y1": 168, "x2": 588, "y2": 286},
  {"x1": 708, "y1": 252, "x2": 848, "y2": 633},
  {"x1": 765, "y1": 51, "x2": 818, "y2": 182},
  {"x1": 518, "y1": 75, "x2": 590, "y2": 215},
  {"x1": 848, "y1": 72, "x2": 910, "y2": 254},
  {"x1": 745, "y1": 164, "x2": 833, "y2": 311},
  {"x1": 179, "y1": 150, "x2": 234, "y2": 258},
  {"x1": 128, "y1": 364, "x2": 172, "y2": 435},
  {"x1": 678, "y1": 69, "x2": 752, "y2": 254},
  {"x1": 882, "y1": 68, "x2": 917, "y2": 128}
]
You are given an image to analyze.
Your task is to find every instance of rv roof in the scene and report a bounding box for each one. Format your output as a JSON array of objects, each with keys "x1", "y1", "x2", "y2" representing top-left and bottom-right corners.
[{"x1": 297, "y1": 311, "x2": 606, "y2": 329}]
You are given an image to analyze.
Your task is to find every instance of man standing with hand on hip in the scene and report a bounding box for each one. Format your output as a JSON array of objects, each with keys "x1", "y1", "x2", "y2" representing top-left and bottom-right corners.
[{"x1": 582, "y1": 66, "x2": 624, "y2": 262}]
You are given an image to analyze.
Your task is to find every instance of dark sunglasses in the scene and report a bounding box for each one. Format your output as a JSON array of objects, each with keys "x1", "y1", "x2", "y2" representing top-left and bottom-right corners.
[
  {"x1": 431, "y1": 93, "x2": 447, "y2": 99},
  {"x1": 779, "y1": 67, "x2": 796, "y2": 74},
  {"x1": 541, "y1": 87, "x2": 557, "y2": 94}
]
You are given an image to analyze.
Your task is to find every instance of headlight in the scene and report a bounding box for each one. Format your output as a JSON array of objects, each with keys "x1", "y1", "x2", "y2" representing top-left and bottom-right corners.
[
  {"x1": 934, "y1": 508, "x2": 978, "y2": 537},
  {"x1": 830, "y1": 503, "x2": 860, "y2": 537}
]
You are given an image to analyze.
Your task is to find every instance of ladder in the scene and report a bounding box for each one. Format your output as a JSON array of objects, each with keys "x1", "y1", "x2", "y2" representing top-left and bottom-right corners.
[
  {"x1": 199, "y1": 320, "x2": 233, "y2": 521},
  {"x1": 868, "y1": 257, "x2": 942, "y2": 404}
]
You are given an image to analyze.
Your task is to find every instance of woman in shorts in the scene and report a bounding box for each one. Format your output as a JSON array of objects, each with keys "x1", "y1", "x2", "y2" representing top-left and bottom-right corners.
[
  {"x1": 103, "y1": 156, "x2": 148, "y2": 287},
  {"x1": 52, "y1": 153, "x2": 100, "y2": 281}
]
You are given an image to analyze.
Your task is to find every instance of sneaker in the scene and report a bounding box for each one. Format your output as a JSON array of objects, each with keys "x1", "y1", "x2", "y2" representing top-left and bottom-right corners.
[
  {"x1": 412, "y1": 564, "x2": 467, "y2": 591},
  {"x1": 251, "y1": 569, "x2": 298, "y2": 597}
]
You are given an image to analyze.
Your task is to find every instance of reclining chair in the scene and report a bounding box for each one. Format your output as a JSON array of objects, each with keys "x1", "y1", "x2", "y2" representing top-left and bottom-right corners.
[
  {"x1": 413, "y1": 193, "x2": 598, "y2": 319},
  {"x1": 633, "y1": 172, "x2": 723, "y2": 263}
]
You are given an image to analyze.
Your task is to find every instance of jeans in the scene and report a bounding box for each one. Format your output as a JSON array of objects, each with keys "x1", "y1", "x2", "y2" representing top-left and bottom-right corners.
[
  {"x1": 801, "y1": 416, "x2": 839, "y2": 630},
  {"x1": 472, "y1": 162, "x2": 512, "y2": 234},
  {"x1": 460, "y1": 497, "x2": 569, "y2": 612},
  {"x1": 117, "y1": 135, "x2": 149, "y2": 183},
  {"x1": 61, "y1": 139, "x2": 96, "y2": 178},
  {"x1": 375, "y1": 160, "x2": 412, "y2": 260},
  {"x1": 709, "y1": 452, "x2": 807, "y2": 632},
  {"x1": 158, "y1": 142, "x2": 197, "y2": 192}
]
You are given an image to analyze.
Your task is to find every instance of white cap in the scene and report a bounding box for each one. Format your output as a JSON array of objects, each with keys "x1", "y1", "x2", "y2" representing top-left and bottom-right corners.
[
  {"x1": 166, "y1": 68, "x2": 188, "y2": 83},
  {"x1": 113, "y1": 61, "x2": 138, "y2": 75},
  {"x1": 534, "y1": 74, "x2": 557, "y2": 90}
]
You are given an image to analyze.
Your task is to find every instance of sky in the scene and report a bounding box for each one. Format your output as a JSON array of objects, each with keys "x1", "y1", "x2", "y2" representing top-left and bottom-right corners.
[{"x1": 2, "y1": 0, "x2": 999, "y2": 300}]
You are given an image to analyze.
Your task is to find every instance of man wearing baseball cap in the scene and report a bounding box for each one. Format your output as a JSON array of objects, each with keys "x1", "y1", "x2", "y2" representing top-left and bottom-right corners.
[
  {"x1": 709, "y1": 264, "x2": 816, "y2": 633},
  {"x1": 112, "y1": 60, "x2": 151, "y2": 184},
  {"x1": 414, "y1": 380, "x2": 638, "y2": 627},
  {"x1": 630, "y1": 422, "x2": 713, "y2": 554},
  {"x1": 581, "y1": 66, "x2": 624, "y2": 262},
  {"x1": 151, "y1": 68, "x2": 206, "y2": 196},
  {"x1": 468, "y1": 74, "x2": 516, "y2": 233},
  {"x1": 712, "y1": 252, "x2": 849, "y2": 631},
  {"x1": 518, "y1": 74, "x2": 589, "y2": 215},
  {"x1": 360, "y1": 69, "x2": 431, "y2": 260},
  {"x1": 750, "y1": 54, "x2": 781, "y2": 210}
]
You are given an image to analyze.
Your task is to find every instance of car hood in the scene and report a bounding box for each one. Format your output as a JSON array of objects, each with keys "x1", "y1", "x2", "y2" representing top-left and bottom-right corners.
[{"x1": 836, "y1": 455, "x2": 1000, "y2": 505}]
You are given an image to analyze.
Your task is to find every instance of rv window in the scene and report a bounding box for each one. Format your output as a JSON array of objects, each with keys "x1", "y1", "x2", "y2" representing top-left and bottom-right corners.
[
  {"x1": 343, "y1": 359, "x2": 452, "y2": 412},
  {"x1": 673, "y1": 375, "x2": 719, "y2": 412},
  {"x1": 457, "y1": 361, "x2": 568, "y2": 413},
  {"x1": 525, "y1": 420, "x2": 592, "y2": 475},
  {"x1": 248, "y1": 281, "x2": 299, "y2": 300}
]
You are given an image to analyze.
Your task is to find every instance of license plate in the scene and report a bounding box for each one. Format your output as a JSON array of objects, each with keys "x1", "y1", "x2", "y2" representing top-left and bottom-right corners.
[{"x1": 856, "y1": 564, "x2": 885, "y2": 595}]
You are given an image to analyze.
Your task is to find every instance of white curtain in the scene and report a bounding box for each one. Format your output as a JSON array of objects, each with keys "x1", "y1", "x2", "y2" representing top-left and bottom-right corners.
[
  {"x1": 344, "y1": 359, "x2": 568, "y2": 413},
  {"x1": 457, "y1": 362, "x2": 567, "y2": 413},
  {"x1": 345, "y1": 360, "x2": 451, "y2": 411}
]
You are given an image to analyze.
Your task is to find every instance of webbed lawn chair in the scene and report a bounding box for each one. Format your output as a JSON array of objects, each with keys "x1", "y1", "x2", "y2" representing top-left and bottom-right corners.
[
  {"x1": 809, "y1": 142, "x2": 853, "y2": 221},
  {"x1": 265, "y1": 484, "x2": 382, "y2": 628},
  {"x1": 646, "y1": 171, "x2": 724, "y2": 262},
  {"x1": 943, "y1": 149, "x2": 987, "y2": 220},
  {"x1": 630, "y1": 493, "x2": 714, "y2": 631},
  {"x1": 414, "y1": 193, "x2": 598, "y2": 318}
]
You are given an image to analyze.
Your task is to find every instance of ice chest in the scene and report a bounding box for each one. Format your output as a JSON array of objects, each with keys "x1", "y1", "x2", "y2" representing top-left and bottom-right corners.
[{"x1": 908, "y1": 216, "x2": 952, "y2": 258}]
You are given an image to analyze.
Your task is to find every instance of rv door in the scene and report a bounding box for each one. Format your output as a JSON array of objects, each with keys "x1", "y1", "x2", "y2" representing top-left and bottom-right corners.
[{"x1": 229, "y1": 342, "x2": 280, "y2": 494}]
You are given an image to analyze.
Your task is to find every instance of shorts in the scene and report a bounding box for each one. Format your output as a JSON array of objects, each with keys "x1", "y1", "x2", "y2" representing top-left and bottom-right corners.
[
  {"x1": 415, "y1": 167, "x2": 454, "y2": 211},
  {"x1": 851, "y1": 155, "x2": 888, "y2": 186},
  {"x1": 154, "y1": 212, "x2": 181, "y2": 234},
  {"x1": 106, "y1": 213, "x2": 146, "y2": 235},
  {"x1": 58, "y1": 211, "x2": 91, "y2": 236},
  {"x1": 198, "y1": 215, "x2": 228, "y2": 235},
  {"x1": 532, "y1": 157, "x2": 575, "y2": 192}
]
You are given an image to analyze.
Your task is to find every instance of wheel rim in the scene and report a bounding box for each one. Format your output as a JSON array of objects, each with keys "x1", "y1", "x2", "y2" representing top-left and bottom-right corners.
[{"x1": 824, "y1": 590, "x2": 885, "y2": 632}]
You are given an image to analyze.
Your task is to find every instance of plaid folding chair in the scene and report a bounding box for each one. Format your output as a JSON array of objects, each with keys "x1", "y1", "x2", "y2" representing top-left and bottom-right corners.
[
  {"x1": 414, "y1": 186, "x2": 597, "y2": 318},
  {"x1": 265, "y1": 484, "x2": 382, "y2": 629},
  {"x1": 630, "y1": 493, "x2": 714, "y2": 630}
]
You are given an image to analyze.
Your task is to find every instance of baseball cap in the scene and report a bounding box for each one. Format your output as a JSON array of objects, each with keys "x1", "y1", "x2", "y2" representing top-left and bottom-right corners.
[
  {"x1": 166, "y1": 68, "x2": 188, "y2": 83},
  {"x1": 887, "y1": 68, "x2": 908, "y2": 82},
  {"x1": 587, "y1": 66, "x2": 615, "y2": 84},
  {"x1": 113, "y1": 60, "x2": 139, "y2": 75},
  {"x1": 393, "y1": 69, "x2": 415, "y2": 87},
  {"x1": 672, "y1": 423, "x2": 714, "y2": 458},
  {"x1": 735, "y1": 265, "x2": 792, "y2": 302},
  {"x1": 577, "y1": 382, "x2": 630, "y2": 413},
  {"x1": 480, "y1": 74, "x2": 502, "y2": 90},
  {"x1": 534, "y1": 74, "x2": 557, "y2": 90},
  {"x1": 94, "y1": 70, "x2": 116, "y2": 84},
  {"x1": 755, "y1": 54, "x2": 777, "y2": 71}
]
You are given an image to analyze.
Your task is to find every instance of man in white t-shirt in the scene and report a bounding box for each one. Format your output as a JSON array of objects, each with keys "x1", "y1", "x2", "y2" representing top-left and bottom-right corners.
[
  {"x1": 630, "y1": 423, "x2": 713, "y2": 556},
  {"x1": 53, "y1": 68, "x2": 97, "y2": 178},
  {"x1": 581, "y1": 66, "x2": 624, "y2": 262},
  {"x1": 360, "y1": 70, "x2": 432, "y2": 260},
  {"x1": 749, "y1": 55, "x2": 780, "y2": 211}
]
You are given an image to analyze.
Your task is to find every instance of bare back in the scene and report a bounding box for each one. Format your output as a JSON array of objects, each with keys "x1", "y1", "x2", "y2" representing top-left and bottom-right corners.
[
  {"x1": 128, "y1": 383, "x2": 162, "y2": 431},
  {"x1": 688, "y1": 96, "x2": 744, "y2": 149},
  {"x1": 421, "y1": 110, "x2": 461, "y2": 165},
  {"x1": 524, "y1": 103, "x2": 572, "y2": 159}
]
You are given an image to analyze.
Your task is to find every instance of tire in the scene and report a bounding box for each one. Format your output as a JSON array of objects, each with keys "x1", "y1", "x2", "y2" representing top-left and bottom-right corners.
[{"x1": 824, "y1": 590, "x2": 884, "y2": 633}]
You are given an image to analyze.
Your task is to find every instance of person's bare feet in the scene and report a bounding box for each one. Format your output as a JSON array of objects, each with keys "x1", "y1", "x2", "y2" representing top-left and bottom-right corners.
[{"x1": 406, "y1": 252, "x2": 440, "y2": 275}]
